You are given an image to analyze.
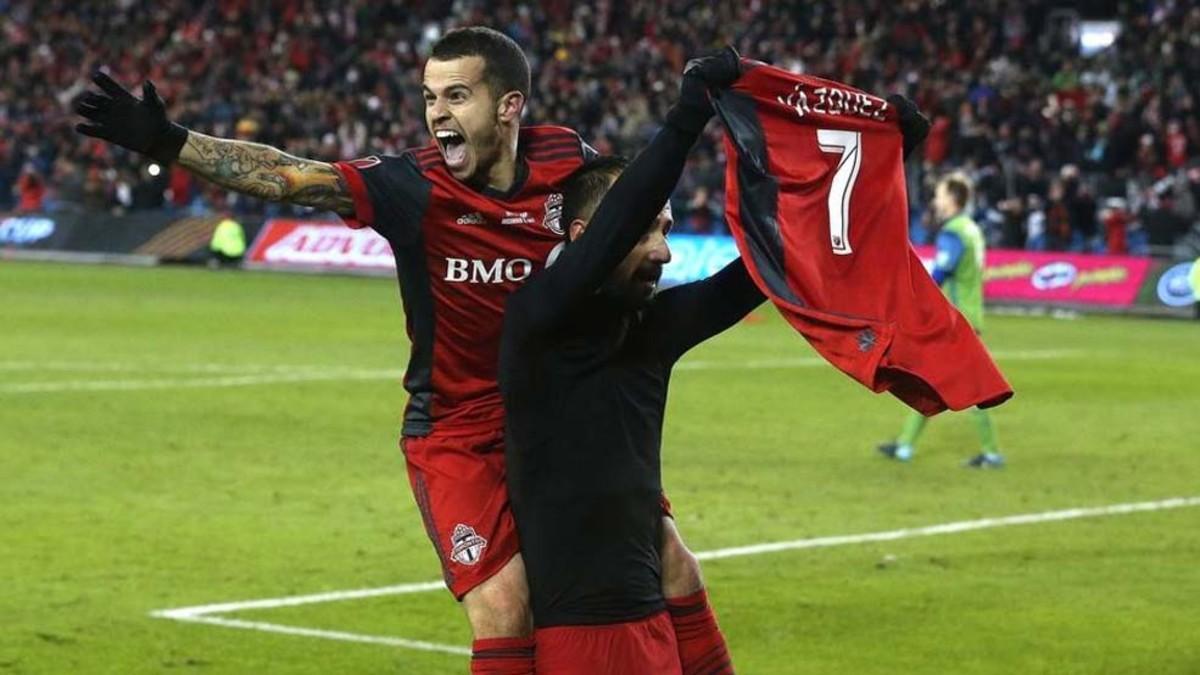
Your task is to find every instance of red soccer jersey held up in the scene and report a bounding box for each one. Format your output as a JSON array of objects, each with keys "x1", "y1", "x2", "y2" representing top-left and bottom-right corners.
[
  {"x1": 714, "y1": 62, "x2": 1012, "y2": 415},
  {"x1": 333, "y1": 126, "x2": 592, "y2": 435}
]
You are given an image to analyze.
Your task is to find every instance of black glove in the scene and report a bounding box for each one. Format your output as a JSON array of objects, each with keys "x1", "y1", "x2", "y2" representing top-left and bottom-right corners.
[
  {"x1": 667, "y1": 46, "x2": 742, "y2": 134},
  {"x1": 887, "y1": 94, "x2": 930, "y2": 160},
  {"x1": 74, "y1": 71, "x2": 189, "y2": 164}
]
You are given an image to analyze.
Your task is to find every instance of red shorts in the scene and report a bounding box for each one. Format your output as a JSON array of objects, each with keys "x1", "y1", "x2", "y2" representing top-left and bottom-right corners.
[
  {"x1": 402, "y1": 426, "x2": 675, "y2": 600},
  {"x1": 402, "y1": 426, "x2": 519, "y2": 600},
  {"x1": 535, "y1": 611, "x2": 681, "y2": 675}
]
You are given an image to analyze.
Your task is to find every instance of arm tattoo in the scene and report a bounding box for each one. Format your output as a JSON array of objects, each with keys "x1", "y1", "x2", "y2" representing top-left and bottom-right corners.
[{"x1": 178, "y1": 132, "x2": 354, "y2": 215}]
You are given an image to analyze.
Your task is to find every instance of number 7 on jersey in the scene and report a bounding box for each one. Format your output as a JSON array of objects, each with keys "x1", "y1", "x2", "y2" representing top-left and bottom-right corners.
[{"x1": 817, "y1": 129, "x2": 862, "y2": 255}]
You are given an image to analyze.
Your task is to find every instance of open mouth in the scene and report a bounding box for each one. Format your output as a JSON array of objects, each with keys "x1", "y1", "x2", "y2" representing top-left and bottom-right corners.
[{"x1": 435, "y1": 129, "x2": 468, "y2": 170}]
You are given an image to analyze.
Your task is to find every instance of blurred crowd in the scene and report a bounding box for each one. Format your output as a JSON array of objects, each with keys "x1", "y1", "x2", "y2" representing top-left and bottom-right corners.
[{"x1": 3, "y1": 0, "x2": 1200, "y2": 254}]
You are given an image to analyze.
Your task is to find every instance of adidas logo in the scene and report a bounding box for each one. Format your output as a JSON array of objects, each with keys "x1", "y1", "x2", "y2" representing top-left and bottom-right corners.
[{"x1": 456, "y1": 212, "x2": 486, "y2": 226}]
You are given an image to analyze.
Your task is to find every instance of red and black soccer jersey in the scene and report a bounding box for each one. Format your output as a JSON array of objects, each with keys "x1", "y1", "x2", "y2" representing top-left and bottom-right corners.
[
  {"x1": 332, "y1": 126, "x2": 594, "y2": 436},
  {"x1": 714, "y1": 63, "x2": 1012, "y2": 414}
]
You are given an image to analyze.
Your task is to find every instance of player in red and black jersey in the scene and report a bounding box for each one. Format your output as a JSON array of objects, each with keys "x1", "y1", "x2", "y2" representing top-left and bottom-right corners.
[{"x1": 74, "y1": 25, "x2": 717, "y2": 674}]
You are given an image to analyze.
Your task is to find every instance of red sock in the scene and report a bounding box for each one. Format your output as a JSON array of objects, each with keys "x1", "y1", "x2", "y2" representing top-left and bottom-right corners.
[
  {"x1": 470, "y1": 636, "x2": 535, "y2": 675},
  {"x1": 666, "y1": 589, "x2": 734, "y2": 674}
]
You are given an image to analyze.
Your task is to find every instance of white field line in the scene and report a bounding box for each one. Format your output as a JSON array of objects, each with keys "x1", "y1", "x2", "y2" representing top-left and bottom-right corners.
[
  {"x1": 694, "y1": 495, "x2": 1200, "y2": 560},
  {"x1": 151, "y1": 495, "x2": 1200, "y2": 656},
  {"x1": 151, "y1": 615, "x2": 471, "y2": 656},
  {"x1": 153, "y1": 580, "x2": 447, "y2": 619},
  {"x1": 2, "y1": 349, "x2": 1081, "y2": 393}
]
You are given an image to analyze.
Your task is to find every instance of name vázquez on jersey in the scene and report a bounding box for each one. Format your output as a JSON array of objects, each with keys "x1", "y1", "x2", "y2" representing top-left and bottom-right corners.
[
  {"x1": 777, "y1": 83, "x2": 888, "y2": 122},
  {"x1": 444, "y1": 257, "x2": 533, "y2": 283}
]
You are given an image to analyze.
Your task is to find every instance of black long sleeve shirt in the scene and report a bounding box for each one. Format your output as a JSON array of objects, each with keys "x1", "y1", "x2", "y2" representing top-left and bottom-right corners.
[{"x1": 499, "y1": 117, "x2": 765, "y2": 628}]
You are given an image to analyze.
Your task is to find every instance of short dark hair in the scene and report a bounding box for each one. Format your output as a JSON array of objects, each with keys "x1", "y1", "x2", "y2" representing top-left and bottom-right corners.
[
  {"x1": 561, "y1": 156, "x2": 630, "y2": 226},
  {"x1": 430, "y1": 27, "x2": 531, "y2": 101},
  {"x1": 939, "y1": 173, "x2": 973, "y2": 210}
]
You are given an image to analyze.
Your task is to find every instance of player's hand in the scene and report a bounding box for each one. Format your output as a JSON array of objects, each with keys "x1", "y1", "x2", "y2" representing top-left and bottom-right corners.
[
  {"x1": 683, "y1": 46, "x2": 742, "y2": 92},
  {"x1": 74, "y1": 71, "x2": 189, "y2": 164},
  {"x1": 669, "y1": 46, "x2": 742, "y2": 133},
  {"x1": 886, "y1": 94, "x2": 930, "y2": 160}
]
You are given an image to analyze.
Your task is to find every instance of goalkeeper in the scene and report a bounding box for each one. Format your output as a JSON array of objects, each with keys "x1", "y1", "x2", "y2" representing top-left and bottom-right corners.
[{"x1": 878, "y1": 173, "x2": 1004, "y2": 468}]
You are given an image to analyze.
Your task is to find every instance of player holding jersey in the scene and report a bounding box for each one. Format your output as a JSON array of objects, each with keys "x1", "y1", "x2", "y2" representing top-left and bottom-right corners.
[
  {"x1": 877, "y1": 173, "x2": 1005, "y2": 467},
  {"x1": 73, "y1": 26, "x2": 715, "y2": 674},
  {"x1": 501, "y1": 49, "x2": 749, "y2": 674}
]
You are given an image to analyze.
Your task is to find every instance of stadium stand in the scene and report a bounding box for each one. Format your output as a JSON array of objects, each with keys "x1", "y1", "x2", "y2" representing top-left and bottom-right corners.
[{"x1": 3, "y1": 0, "x2": 1199, "y2": 254}]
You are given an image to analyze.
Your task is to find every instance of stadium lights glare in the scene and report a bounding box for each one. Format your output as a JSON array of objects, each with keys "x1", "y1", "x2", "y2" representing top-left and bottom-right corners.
[{"x1": 1080, "y1": 21, "x2": 1120, "y2": 55}]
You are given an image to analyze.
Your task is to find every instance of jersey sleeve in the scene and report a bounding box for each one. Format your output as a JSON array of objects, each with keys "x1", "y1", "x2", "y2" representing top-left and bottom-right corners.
[
  {"x1": 506, "y1": 122, "x2": 701, "y2": 341},
  {"x1": 643, "y1": 258, "x2": 765, "y2": 364},
  {"x1": 932, "y1": 230, "x2": 964, "y2": 285},
  {"x1": 331, "y1": 154, "x2": 430, "y2": 244}
]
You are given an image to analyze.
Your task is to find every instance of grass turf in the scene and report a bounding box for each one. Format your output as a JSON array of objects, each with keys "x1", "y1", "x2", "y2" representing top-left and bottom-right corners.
[{"x1": 2, "y1": 260, "x2": 1197, "y2": 674}]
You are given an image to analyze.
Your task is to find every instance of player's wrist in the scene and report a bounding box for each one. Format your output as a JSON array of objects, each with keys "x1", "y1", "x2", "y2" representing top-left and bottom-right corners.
[{"x1": 147, "y1": 122, "x2": 189, "y2": 165}]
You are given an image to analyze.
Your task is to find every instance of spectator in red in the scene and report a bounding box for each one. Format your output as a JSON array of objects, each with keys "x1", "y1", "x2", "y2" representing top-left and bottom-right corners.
[
  {"x1": 1165, "y1": 119, "x2": 1189, "y2": 169},
  {"x1": 15, "y1": 167, "x2": 46, "y2": 213},
  {"x1": 924, "y1": 113, "x2": 952, "y2": 167},
  {"x1": 1102, "y1": 199, "x2": 1129, "y2": 254},
  {"x1": 1045, "y1": 179, "x2": 1072, "y2": 251}
]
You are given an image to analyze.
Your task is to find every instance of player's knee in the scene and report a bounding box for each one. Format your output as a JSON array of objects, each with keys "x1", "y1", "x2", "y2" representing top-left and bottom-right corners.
[
  {"x1": 661, "y1": 519, "x2": 705, "y2": 598},
  {"x1": 462, "y1": 555, "x2": 532, "y2": 638}
]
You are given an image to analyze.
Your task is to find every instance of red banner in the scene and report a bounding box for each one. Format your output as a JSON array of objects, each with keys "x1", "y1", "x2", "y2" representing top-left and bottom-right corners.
[
  {"x1": 247, "y1": 219, "x2": 394, "y2": 271},
  {"x1": 914, "y1": 246, "x2": 1152, "y2": 307}
]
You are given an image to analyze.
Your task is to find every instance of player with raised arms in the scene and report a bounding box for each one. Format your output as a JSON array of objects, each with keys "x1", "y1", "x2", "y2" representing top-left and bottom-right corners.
[
  {"x1": 74, "y1": 25, "x2": 723, "y2": 674},
  {"x1": 499, "y1": 48, "x2": 750, "y2": 673}
]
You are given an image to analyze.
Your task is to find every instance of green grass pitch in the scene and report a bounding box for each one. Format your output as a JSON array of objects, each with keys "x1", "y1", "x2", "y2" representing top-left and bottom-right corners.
[{"x1": 3, "y1": 260, "x2": 1198, "y2": 674}]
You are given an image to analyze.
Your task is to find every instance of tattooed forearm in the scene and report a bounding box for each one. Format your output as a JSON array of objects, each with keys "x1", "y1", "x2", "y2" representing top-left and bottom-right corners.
[{"x1": 178, "y1": 132, "x2": 354, "y2": 215}]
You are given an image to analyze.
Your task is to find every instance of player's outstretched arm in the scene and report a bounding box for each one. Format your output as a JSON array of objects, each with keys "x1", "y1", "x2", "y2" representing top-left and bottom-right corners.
[
  {"x1": 176, "y1": 132, "x2": 352, "y2": 215},
  {"x1": 74, "y1": 71, "x2": 352, "y2": 216}
]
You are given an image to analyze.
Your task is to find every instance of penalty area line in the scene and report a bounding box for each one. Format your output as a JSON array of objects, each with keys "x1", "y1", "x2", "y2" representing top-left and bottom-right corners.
[
  {"x1": 151, "y1": 614, "x2": 471, "y2": 656},
  {"x1": 150, "y1": 495, "x2": 1200, "y2": 656}
]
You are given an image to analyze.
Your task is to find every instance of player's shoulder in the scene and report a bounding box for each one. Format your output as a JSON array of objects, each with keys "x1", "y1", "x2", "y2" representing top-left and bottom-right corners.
[
  {"x1": 520, "y1": 126, "x2": 596, "y2": 164},
  {"x1": 341, "y1": 145, "x2": 433, "y2": 175}
]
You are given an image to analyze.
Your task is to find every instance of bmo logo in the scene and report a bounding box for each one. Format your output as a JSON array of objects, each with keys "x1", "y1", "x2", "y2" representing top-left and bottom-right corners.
[{"x1": 444, "y1": 257, "x2": 533, "y2": 283}]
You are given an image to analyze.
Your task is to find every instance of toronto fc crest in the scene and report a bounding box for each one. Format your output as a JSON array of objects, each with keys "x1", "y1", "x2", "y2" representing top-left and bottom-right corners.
[
  {"x1": 542, "y1": 192, "x2": 564, "y2": 235},
  {"x1": 450, "y1": 524, "x2": 488, "y2": 566}
]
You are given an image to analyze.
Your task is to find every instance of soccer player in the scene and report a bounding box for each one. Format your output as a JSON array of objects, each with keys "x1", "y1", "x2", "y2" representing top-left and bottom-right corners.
[
  {"x1": 499, "y1": 48, "x2": 750, "y2": 674},
  {"x1": 73, "y1": 26, "x2": 711, "y2": 674},
  {"x1": 877, "y1": 173, "x2": 1005, "y2": 467}
]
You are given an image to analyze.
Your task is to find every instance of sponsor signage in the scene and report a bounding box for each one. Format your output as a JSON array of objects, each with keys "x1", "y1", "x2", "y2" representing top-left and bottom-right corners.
[
  {"x1": 1152, "y1": 261, "x2": 1196, "y2": 307},
  {"x1": 660, "y1": 234, "x2": 740, "y2": 287},
  {"x1": 246, "y1": 224, "x2": 1177, "y2": 313},
  {"x1": 247, "y1": 219, "x2": 395, "y2": 271},
  {"x1": 913, "y1": 246, "x2": 1152, "y2": 308},
  {"x1": 662, "y1": 236, "x2": 1154, "y2": 308},
  {"x1": 0, "y1": 216, "x2": 56, "y2": 245}
]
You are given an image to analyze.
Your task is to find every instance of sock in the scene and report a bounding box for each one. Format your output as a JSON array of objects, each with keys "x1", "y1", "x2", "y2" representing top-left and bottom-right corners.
[
  {"x1": 666, "y1": 589, "x2": 734, "y2": 675},
  {"x1": 897, "y1": 410, "x2": 928, "y2": 448},
  {"x1": 470, "y1": 636, "x2": 535, "y2": 675},
  {"x1": 971, "y1": 407, "x2": 999, "y2": 453}
]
